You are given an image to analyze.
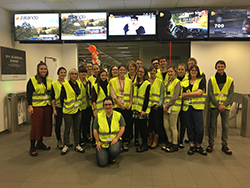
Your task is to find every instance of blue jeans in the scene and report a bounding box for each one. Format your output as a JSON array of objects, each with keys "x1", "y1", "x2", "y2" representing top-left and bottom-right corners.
[
  {"x1": 183, "y1": 106, "x2": 204, "y2": 145},
  {"x1": 96, "y1": 140, "x2": 122, "y2": 167}
]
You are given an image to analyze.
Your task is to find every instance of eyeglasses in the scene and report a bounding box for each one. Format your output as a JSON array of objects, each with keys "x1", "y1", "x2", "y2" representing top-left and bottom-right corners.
[{"x1": 104, "y1": 104, "x2": 113, "y2": 106}]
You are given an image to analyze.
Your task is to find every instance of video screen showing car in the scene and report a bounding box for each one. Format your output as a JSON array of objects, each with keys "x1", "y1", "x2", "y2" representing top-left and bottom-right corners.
[
  {"x1": 209, "y1": 9, "x2": 250, "y2": 38},
  {"x1": 108, "y1": 12, "x2": 156, "y2": 36},
  {"x1": 14, "y1": 13, "x2": 59, "y2": 41},
  {"x1": 61, "y1": 12, "x2": 107, "y2": 41},
  {"x1": 157, "y1": 10, "x2": 208, "y2": 40}
]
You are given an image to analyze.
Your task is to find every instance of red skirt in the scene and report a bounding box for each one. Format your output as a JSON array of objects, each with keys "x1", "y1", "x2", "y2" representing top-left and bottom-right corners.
[{"x1": 30, "y1": 105, "x2": 52, "y2": 140}]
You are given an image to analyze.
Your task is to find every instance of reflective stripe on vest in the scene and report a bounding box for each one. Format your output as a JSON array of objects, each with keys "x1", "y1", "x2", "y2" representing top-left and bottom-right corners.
[
  {"x1": 149, "y1": 78, "x2": 162, "y2": 106},
  {"x1": 52, "y1": 80, "x2": 63, "y2": 108},
  {"x1": 164, "y1": 78, "x2": 182, "y2": 111},
  {"x1": 182, "y1": 78, "x2": 206, "y2": 111},
  {"x1": 77, "y1": 79, "x2": 88, "y2": 110},
  {"x1": 132, "y1": 80, "x2": 151, "y2": 114},
  {"x1": 209, "y1": 75, "x2": 233, "y2": 110},
  {"x1": 62, "y1": 80, "x2": 82, "y2": 114},
  {"x1": 97, "y1": 110, "x2": 121, "y2": 148},
  {"x1": 93, "y1": 83, "x2": 110, "y2": 113},
  {"x1": 31, "y1": 76, "x2": 52, "y2": 107},
  {"x1": 110, "y1": 77, "x2": 131, "y2": 108}
]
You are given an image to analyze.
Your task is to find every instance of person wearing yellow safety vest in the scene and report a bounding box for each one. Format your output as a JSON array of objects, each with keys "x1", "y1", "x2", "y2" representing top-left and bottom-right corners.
[
  {"x1": 184, "y1": 58, "x2": 207, "y2": 145},
  {"x1": 93, "y1": 96, "x2": 125, "y2": 167},
  {"x1": 176, "y1": 63, "x2": 188, "y2": 149},
  {"x1": 125, "y1": 60, "x2": 137, "y2": 85},
  {"x1": 182, "y1": 65, "x2": 207, "y2": 156},
  {"x1": 158, "y1": 57, "x2": 169, "y2": 85},
  {"x1": 132, "y1": 66, "x2": 151, "y2": 152},
  {"x1": 206, "y1": 60, "x2": 234, "y2": 155},
  {"x1": 85, "y1": 62, "x2": 97, "y2": 144},
  {"x1": 108, "y1": 65, "x2": 118, "y2": 82},
  {"x1": 78, "y1": 66, "x2": 89, "y2": 147},
  {"x1": 51, "y1": 67, "x2": 67, "y2": 150},
  {"x1": 151, "y1": 58, "x2": 162, "y2": 80},
  {"x1": 148, "y1": 65, "x2": 164, "y2": 149},
  {"x1": 60, "y1": 68, "x2": 85, "y2": 155},
  {"x1": 110, "y1": 65, "x2": 133, "y2": 152},
  {"x1": 161, "y1": 66, "x2": 181, "y2": 152},
  {"x1": 91, "y1": 69, "x2": 110, "y2": 117},
  {"x1": 27, "y1": 61, "x2": 52, "y2": 157}
]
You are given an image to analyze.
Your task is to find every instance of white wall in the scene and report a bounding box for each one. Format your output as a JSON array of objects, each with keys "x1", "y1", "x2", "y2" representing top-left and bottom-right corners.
[{"x1": 191, "y1": 41, "x2": 250, "y2": 94}]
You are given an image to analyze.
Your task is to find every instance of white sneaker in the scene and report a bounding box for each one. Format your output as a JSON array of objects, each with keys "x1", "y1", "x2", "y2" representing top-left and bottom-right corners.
[
  {"x1": 75, "y1": 144, "x2": 85, "y2": 153},
  {"x1": 61, "y1": 145, "x2": 68, "y2": 155}
]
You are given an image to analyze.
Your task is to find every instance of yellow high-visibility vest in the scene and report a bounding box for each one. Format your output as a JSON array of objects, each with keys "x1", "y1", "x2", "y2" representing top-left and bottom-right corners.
[
  {"x1": 110, "y1": 77, "x2": 131, "y2": 108},
  {"x1": 93, "y1": 83, "x2": 110, "y2": 113},
  {"x1": 31, "y1": 76, "x2": 52, "y2": 107},
  {"x1": 125, "y1": 73, "x2": 137, "y2": 85},
  {"x1": 158, "y1": 70, "x2": 169, "y2": 85},
  {"x1": 182, "y1": 79, "x2": 206, "y2": 111},
  {"x1": 132, "y1": 80, "x2": 151, "y2": 114},
  {"x1": 209, "y1": 75, "x2": 233, "y2": 110},
  {"x1": 52, "y1": 80, "x2": 63, "y2": 108},
  {"x1": 97, "y1": 110, "x2": 121, "y2": 148},
  {"x1": 62, "y1": 80, "x2": 82, "y2": 114},
  {"x1": 164, "y1": 78, "x2": 182, "y2": 111},
  {"x1": 77, "y1": 79, "x2": 87, "y2": 110},
  {"x1": 149, "y1": 78, "x2": 162, "y2": 107}
]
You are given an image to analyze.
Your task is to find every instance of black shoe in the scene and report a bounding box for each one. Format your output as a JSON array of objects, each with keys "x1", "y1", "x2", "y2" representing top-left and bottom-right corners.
[
  {"x1": 165, "y1": 144, "x2": 179, "y2": 152},
  {"x1": 134, "y1": 139, "x2": 139, "y2": 147},
  {"x1": 162, "y1": 143, "x2": 172, "y2": 151},
  {"x1": 196, "y1": 146, "x2": 207, "y2": 156},
  {"x1": 123, "y1": 142, "x2": 129, "y2": 152},
  {"x1": 206, "y1": 145, "x2": 213, "y2": 153},
  {"x1": 136, "y1": 145, "x2": 148, "y2": 153},
  {"x1": 29, "y1": 148, "x2": 38, "y2": 157},
  {"x1": 80, "y1": 142, "x2": 85, "y2": 147},
  {"x1": 36, "y1": 142, "x2": 50, "y2": 150},
  {"x1": 178, "y1": 143, "x2": 185, "y2": 149},
  {"x1": 222, "y1": 145, "x2": 232, "y2": 155},
  {"x1": 187, "y1": 146, "x2": 196, "y2": 155},
  {"x1": 184, "y1": 139, "x2": 189, "y2": 143}
]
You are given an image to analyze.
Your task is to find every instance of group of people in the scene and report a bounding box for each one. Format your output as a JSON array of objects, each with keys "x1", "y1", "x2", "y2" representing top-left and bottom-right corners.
[{"x1": 27, "y1": 56, "x2": 234, "y2": 167}]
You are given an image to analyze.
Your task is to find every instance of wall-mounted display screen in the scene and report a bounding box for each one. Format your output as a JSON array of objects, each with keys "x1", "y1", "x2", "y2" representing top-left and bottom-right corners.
[
  {"x1": 14, "y1": 13, "x2": 60, "y2": 41},
  {"x1": 157, "y1": 10, "x2": 208, "y2": 40},
  {"x1": 61, "y1": 12, "x2": 107, "y2": 41},
  {"x1": 209, "y1": 9, "x2": 250, "y2": 38},
  {"x1": 108, "y1": 12, "x2": 156, "y2": 36}
]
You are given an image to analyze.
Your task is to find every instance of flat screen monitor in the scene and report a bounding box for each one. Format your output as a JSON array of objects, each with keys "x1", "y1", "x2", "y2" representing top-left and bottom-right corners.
[
  {"x1": 209, "y1": 9, "x2": 250, "y2": 38},
  {"x1": 61, "y1": 12, "x2": 107, "y2": 41},
  {"x1": 157, "y1": 10, "x2": 208, "y2": 40},
  {"x1": 14, "y1": 13, "x2": 60, "y2": 41},
  {"x1": 108, "y1": 11, "x2": 156, "y2": 41}
]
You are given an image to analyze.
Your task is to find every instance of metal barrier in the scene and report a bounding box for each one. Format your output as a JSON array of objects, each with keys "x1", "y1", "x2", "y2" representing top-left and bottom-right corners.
[{"x1": 5, "y1": 92, "x2": 30, "y2": 133}]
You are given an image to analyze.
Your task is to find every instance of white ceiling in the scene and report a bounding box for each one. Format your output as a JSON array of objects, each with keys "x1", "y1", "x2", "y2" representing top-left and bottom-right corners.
[{"x1": 0, "y1": 0, "x2": 250, "y2": 12}]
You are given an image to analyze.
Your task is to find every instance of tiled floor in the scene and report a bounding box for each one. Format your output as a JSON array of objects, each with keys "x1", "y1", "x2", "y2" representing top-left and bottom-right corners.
[{"x1": 0, "y1": 125, "x2": 250, "y2": 188}]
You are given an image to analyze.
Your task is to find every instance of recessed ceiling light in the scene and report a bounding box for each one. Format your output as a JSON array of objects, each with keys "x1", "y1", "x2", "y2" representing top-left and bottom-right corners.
[
  {"x1": 117, "y1": 47, "x2": 129, "y2": 49},
  {"x1": 121, "y1": 51, "x2": 130, "y2": 53}
]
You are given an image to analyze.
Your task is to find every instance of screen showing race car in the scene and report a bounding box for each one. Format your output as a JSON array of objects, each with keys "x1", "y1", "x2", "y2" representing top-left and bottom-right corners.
[
  {"x1": 157, "y1": 10, "x2": 208, "y2": 40},
  {"x1": 108, "y1": 12, "x2": 156, "y2": 36},
  {"x1": 14, "y1": 13, "x2": 60, "y2": 41},
  {"x1": 209, "y1": 9, "x2": 250, "y2": 38},
  {"x1": 61, "y1": 12, "x2": 107, "y2": 41}
]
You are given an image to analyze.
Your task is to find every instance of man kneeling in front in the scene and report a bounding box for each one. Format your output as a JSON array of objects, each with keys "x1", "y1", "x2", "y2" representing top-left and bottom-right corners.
[{"x1": 93, "y1": 96, "x2": 125, "y2": 167}]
